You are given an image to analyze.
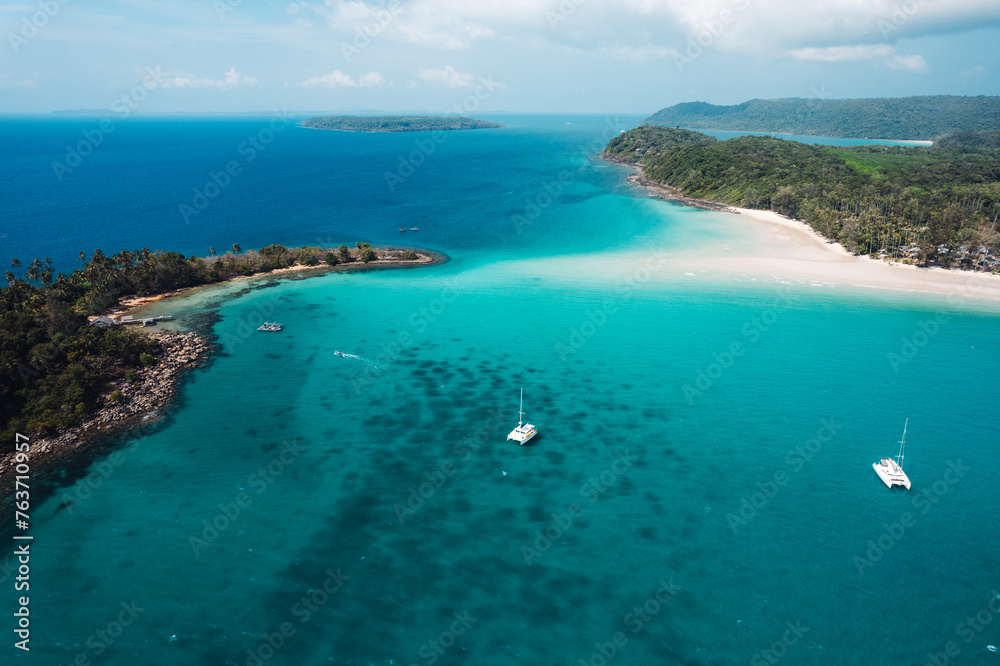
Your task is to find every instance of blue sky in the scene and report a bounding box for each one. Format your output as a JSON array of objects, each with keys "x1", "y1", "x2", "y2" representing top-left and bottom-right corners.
[{"x1": 1, "y1": 0, "x2": 999, "y2": 114}]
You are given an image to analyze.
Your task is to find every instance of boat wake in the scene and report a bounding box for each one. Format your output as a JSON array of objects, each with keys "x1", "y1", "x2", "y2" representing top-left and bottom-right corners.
[
  {"x1": 334, "y1": 351, "x2": 386, "y2": 375},
  {"x1": 334, "y1": 351, "x2": 376, "y2": 366}
]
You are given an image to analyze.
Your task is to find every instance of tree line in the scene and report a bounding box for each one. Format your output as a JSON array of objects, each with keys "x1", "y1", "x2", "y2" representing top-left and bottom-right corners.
[
  {"x1": 301, "y1": 115, "x2": 503, "y2": 133},
  {"x1": 604, "y1": 127, "x2": 1000, "y2": 268},
  {"x1": 0, "y1": 242, "x2": 416, "y2": 449},
  {"x1": 642, "y1": 96, "x2": 1000, "y2": 141}
]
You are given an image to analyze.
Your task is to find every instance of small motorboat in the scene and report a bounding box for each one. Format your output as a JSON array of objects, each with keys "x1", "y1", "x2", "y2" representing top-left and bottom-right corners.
[
  {"x1": 334, "y1": 351, "x2": 345, "y2": 357},
  {"x1": 399, "y1": 227, "x2": 406, "y2": 232},
  {"x1": 410, "y1": 227, "x2": 419, "y2": 231}
]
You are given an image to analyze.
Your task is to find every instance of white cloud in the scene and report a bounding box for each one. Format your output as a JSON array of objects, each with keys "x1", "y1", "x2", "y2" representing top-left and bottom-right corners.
[
  {"x1": 301, "y1": 0, "x2": 539, "y2": 49},
  {"x1": 959, "y1": 65, "x2": 986, "y2": 78},
  {"x1": 297, "y1": 69, "x2": 387, "y2": 87},
  {"x1": 888, "y1": 54, "x2": 928, "y2": 72},
  {"x1": 155, "y1": 67, "x2": 258, "y2": 90},
  {"x1": 418, "y1": 65, "x2": 475, "y2": 87},
  {"x1": 789, "y1": 44, "x2": 895, "y2": 62},
  {"x1": 290, "y1": 0, "x2": 1000, "y2": 60},
  {"x1": 788, "y1": 44, "x2": 928, "y2": 71},
  {"x1": 600, "y1": 44, "x2": 676, "y2": 61},
  {"x1": 358, "y1": 71, "x2": 387, "y2": 86}
]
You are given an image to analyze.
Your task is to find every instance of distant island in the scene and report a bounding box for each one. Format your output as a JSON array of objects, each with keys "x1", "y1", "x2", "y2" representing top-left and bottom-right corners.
[
  {"x1": 643, "y1": 95, "x2": 1000, "y2": 141},
  {"x1": 604, "y1": 126, "x2": 1000, "y2": 269},
  {"x1": 0, "y1": 242, "x2": 442, "y2": 457},
  {"x1": 301, "y1": 115, "x2": 503, "y2": 133}
]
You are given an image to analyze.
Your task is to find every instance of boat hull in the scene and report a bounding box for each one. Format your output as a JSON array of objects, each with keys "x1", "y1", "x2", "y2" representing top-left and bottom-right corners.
[
  {"x1": 873, "y1": 459, "x2": 911, "y2": 490},
  {"x1": 507, "y1": 425, "x2": 536, "y2": 445}
]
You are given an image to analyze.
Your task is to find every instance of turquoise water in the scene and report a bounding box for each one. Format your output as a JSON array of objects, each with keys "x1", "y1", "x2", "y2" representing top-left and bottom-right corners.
[
  {"x1": 699, "y1": 129, "x2": 932, "y2": 147},
  {"x1": 4, "y1": 117, "x2": 1000, "y2": 665}
]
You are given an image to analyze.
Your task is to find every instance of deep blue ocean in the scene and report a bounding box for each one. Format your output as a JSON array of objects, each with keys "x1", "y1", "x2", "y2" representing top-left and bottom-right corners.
[{"x1": 2, "y1": 115, "x2": 999, "y2": 665}]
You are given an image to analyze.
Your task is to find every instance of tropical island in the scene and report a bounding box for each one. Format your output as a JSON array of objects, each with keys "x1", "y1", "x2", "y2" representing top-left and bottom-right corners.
[
  {"x1": 603, "y1": 126, "x2": 1000, "y2": 269},
  {"x1": 643, "y1": 95, "x2": 1000, "y2": 141},
  {"x1": 0, "y1": 242, "x2": 441, "y2": 460},
  {"x1": 301, "y1": 115, "x2": 503, "y2": 133}
]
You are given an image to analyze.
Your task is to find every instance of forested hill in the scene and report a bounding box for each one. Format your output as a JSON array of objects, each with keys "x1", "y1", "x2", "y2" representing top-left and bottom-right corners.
[
  {"x1": 642, "y1": 96, "x2": 1000, "y2": 140},
  {"x1": 301, "y1": 115, "x2": 503, "y2": 132},
  {"x1": 603, "y1": 126, "x2": 1000, "y2": 269}
]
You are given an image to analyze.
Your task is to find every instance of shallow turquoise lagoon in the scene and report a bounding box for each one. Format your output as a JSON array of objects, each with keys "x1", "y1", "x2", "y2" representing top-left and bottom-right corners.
[{"x1": 4, "y1": 116, "x2": 999, "y2": 665}]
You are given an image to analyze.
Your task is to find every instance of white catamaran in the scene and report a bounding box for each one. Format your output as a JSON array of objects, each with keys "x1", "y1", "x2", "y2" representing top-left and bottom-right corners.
[
  {"x1": 506, "y1": 388, "x2": 537, "y2": 445},
  {"x1": 873, "y1": 419, "x2": 911, "y2": 490}
]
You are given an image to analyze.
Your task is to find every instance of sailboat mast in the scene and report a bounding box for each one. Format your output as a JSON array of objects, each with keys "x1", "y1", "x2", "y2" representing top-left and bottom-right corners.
[
  {"x1": 898, "y1": 418, "x2": 908, "y2": 467},
  {"x1": 518, "y1": 388, "x2": 524, "y2": 427}
]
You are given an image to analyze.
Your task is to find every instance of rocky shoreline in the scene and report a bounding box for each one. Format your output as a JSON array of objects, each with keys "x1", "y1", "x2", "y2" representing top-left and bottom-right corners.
[
  {"x1": 0, "y1": 330, "x2": 210, "y2": 489},
  {"x1": 602, "y1": 156, "x2": 738, "y2": 214},
  {"x1": 0, "y1": 246, "x2": 448, "y2": 498}
]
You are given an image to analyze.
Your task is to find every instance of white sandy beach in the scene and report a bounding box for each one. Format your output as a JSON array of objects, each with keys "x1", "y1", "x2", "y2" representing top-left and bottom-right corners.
[{"x1": 687, "y1": 207, "x2": 1000, "y2": 305}]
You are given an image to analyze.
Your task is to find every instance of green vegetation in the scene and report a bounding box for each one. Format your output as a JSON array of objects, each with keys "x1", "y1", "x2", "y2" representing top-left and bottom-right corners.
[
  {"x1": 643, "y1": 96, "x2": 1000, "y2": 141},
  {"x1": 604, "y1": 126, "x2": 1000, "y2": 267},
  {"x1": 1, "y1": 242, "x2": 425, "y2": 451},
  {"x1": 356, "y1": 242, "x2": 377, "y2": 263},
  {"x1": 602, "y1": 125, "x2": 715, "y2": 162},
  {"x1": 301, "y1": 115, "x2": 503, "y2": 133},
  {"x1": 935, "y1": 130, "x2": 1000, "y2": 150}
]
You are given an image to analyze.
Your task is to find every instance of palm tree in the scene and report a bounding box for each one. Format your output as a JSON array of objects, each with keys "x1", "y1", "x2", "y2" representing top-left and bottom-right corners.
[
  {"x1": 209, "y1": 247, "x2": 216, "y2": 257},
  {"x1": 231, "y1": 243, "x2": 242, "y2": 254},
  {"x1": 26, "y1": 258, "x2": 42, "y2": 284}
]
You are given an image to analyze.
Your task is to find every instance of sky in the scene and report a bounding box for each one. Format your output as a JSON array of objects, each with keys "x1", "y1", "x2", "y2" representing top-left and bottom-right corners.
[{"x1": 1, "y1": 0, "x2": 999, "y2": 115}]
